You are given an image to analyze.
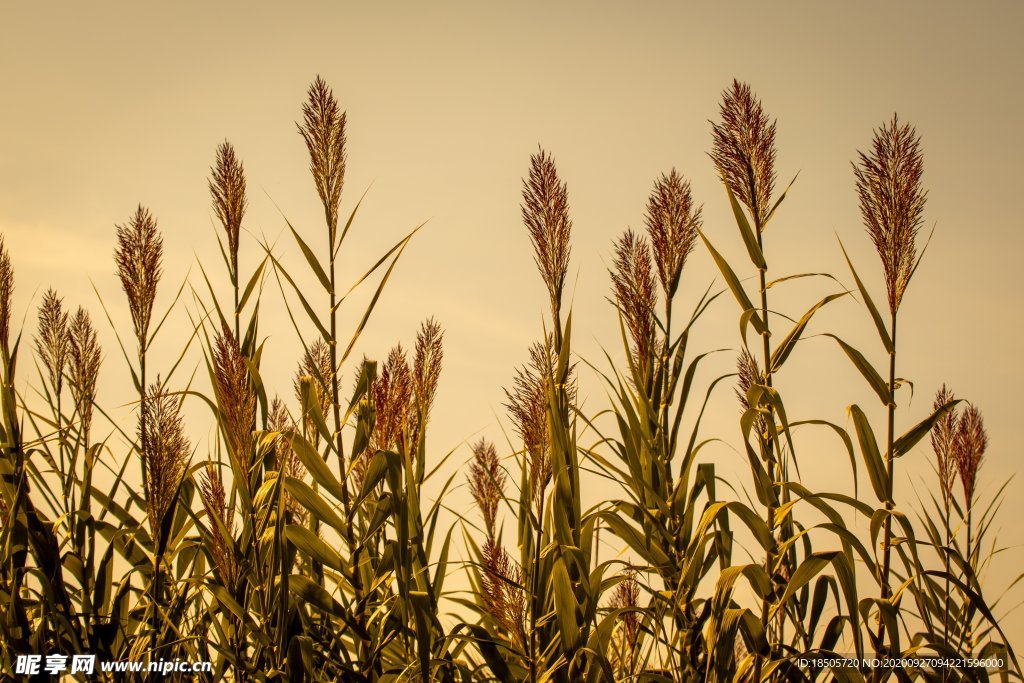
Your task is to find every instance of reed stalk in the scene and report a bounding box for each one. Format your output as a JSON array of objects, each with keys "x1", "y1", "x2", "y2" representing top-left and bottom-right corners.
[{"x1": 852, "y1": 115, "x2": 925, "y2": 672}]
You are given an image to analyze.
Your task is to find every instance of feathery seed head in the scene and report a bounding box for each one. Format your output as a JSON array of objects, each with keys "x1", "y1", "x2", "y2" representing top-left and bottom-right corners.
[
  {"x1": 298, "y1": 76, "x2": 347, "y2": 243},
  {"x1": 468, "y1": 438, "x2": 504, "y2": 537},
  {"x1": 115, "y1": 205, "x2": 162, "y2": 349},
  {"x1": 930, "y1": 385, "x2": 958, "y2": 501},
  {"x1": 609, "y1": 571, "x2": 641, "y2": 651},
  {"x1": 504, "y1": 337, "x2": 576, "y2": 504},
  {"x1": 711, "y1": 80, "x2": 777, "y2": 229},
  {"x1": 522, "y1": 148, "x2": 572, "y2": 314},
  {"x1": 34, "y1": 289, "x2": 70, "y2": 396},
  {"x1": 141, "y1": 380, "x2": 190, "y2": 550},
  {"x1": 267, "y1": 397, "x2": 307, "y2": 524},
  {"x1": 735, "y1": 348, "x2": 762, "y2": 410},
  {"x1": 293, "y1": 339, "x2": 334, "y2": 438},
  {"x1": 481, "y1": 536, "x2": 527, "y2": 648},
  {"x1": 371, "y1": 345, "x2": 413, "y2": 454},
  {"x1": 412, "y1": 317, "x2": 444, "y2": 427},
  {"x1": 736, "y1": 348, "x2": 770, "y2": 442},
  {"x1": 199, "y1": 461, "x2": 237, "y2": 588},
  {"x1": 209, "y1": 141, "x2": 247, "y2": 278},
  {"x1": 610, "y1": 229, "x2": 657, "y2": 379},
  {"x1": 0, "y1": 236, "x2": 13, "y2": 351},
  {"x1": 213, "y1": 323, "x2": 256, "y2": 474},
  {"x1": 68, "y1": 308, "x2": 101, "y2": 443},
  {"x1": 853, "y1": 114, "x2": 926, "y2": 315},
  {"x1": 954, "y1": 404, "x2": 987, "y2": 508},
  {"x1": 644, "y1": 169, "x2": 701, "y2": 298}
]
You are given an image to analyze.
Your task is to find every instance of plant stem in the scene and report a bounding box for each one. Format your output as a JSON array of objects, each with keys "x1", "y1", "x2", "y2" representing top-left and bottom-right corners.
[
  {"x1": 873, "y1": 313, "x2": 897, "y2": 679},
  {"x1": 528, "y1": 490, "x2": 545, "y2": 683},
  {"x1": 754, "y1": 223, "x2": 777, "y2": 683}
]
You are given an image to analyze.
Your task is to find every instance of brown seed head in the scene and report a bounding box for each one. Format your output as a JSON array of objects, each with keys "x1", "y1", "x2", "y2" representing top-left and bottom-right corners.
[
  {"x1": 199, "y1": 461, "x2": 237, "y2": 588},
  {"x1": 609, "y1": 570, "x2": 641, "y2": 651},
  {"x1": 735, "y1": 348, "x2": 769, "y2": 441},
  {"x1": 481, "y1": 536, "x2": 527, "y2": 648},
  {"x1": 853, "y1": 114, "x2": 927, "y2": 315},
  {"x1": 504, "y1": 337, "x2": 576, "y2": 505},
  {"x1": 68, "y1": 308, "x2": 102, "y2": 443},
  {"x1": 710, "y1": 80, "x2": 777, "y2": 229},
  {"x1": 610, "y1": 229, "x2": 656, "y2": 379},
  {"x1": 209, "y1": 141, "x2": 247, "y2": 278},
  {"x1": 413, "y1": 317, "x2": 444, "y2": 426},
  {"x1": 954, "y1": 404, "x2": 987, "y2": 508},
  {"x1": 0, "y1": 236, "x2": 13, "y2": 351},
  {"x1": 371, "y1": 345, "x2": 413, "y2": 454},
  {"x1": 644, "y1": 169, "x2": 701, "y2": 298},
  {"x1": 930, "y1": 385, "x2": 958, "y2": 501},
  {"x1": 34, "y1": 289, "x2": 70, "y2": 396},
  {"x1": 293, "y1": 339, "x2": 334, "y2": 438},
  {"x1": 522, "y1": 149, "x2": 572, "y2": 315},
  {"x1": 141, "y1": 380, "x2": 190, "y2": 549},
  {"x1": 267, "y1": 397, "x2": 308, "y2": 524},
  {"x1": 298, "y1": 76, "x2": 347, "y2": 242},
  {"x1": 468, "y1": 438, "x2": 504, "y2": 537},
  {"x1": 213, "y1": 323, "x2": 256, "y2": 474},
  {"x1": 115, "y1": 205, "x2": 162, "y2": 349}
]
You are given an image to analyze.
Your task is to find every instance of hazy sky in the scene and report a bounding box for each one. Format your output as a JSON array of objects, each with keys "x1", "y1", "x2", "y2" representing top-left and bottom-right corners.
[{"x1": 3, "y1": 1, "x2": 1023, "y2": 646}]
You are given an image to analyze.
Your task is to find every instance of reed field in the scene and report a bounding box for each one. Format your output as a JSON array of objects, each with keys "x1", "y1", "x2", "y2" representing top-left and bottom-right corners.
[{"x1": 0, "y1": 67, "x2": 1020, "y2": 682}]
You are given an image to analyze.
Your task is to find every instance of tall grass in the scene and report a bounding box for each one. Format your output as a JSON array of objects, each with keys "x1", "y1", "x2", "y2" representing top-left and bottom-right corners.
[{"x1": 0, "y1": 76, "x2": 1020, "y2": 683}]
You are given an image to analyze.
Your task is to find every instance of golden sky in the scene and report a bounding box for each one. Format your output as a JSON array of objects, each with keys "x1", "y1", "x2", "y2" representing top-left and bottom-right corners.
[{"x1": 2, "y1": 1, "x2": 1023, "y2": 645}]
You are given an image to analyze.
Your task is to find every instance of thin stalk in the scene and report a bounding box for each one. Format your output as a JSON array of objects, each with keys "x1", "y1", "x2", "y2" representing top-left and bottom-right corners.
[
  {"x1": 942, "y1": 492, "x2": 951, "y2": 681},
  {"x1": 528, "y1": 485, "x2": 546, "y2": 683},
  {"x1": 328, "y1": 229, "x2": 369, "y2": 676},
  {"x1": 753, "y1": 217, "x2": 777, "y2": 683},
  {"x1": 233, "y1": 273, "x2": 240, "y2": 344},
  {"x1": 964, "y1": 509, "x2": 973, "y2": 656},
  {"x1": 873, "y1": 313, "x2": 897, "y2": 676}
]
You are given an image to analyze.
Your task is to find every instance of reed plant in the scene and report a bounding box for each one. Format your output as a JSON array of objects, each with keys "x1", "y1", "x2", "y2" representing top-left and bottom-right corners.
[{"x1": 0, "y1": 76, "x2": 1020, "y2": 683}]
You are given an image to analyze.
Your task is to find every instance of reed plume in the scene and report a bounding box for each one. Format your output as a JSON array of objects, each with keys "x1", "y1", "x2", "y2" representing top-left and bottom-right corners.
[
  {"x1": 293, "y1": 339, "x2": 334, "y2": 438},
  {"x1": 115, "y1": 205, "x2": 162, "y2": 350},
  {"x1": 644, "y1": 169, "x2": 701, "y2": 299},
  {"x1": 209, "y1": 141, "x2": 247, "y2": 283},
  {"x1": 0, "y1": 236, "x2": 13, "y2": 353},
  {"x1": 141, "y1": 380, "x2": 190, "y2": 551},
  {"x1": 610, "y1": 230, "x2": 656, "y2": 379},
  {"x1": 412, "y1": 317, "x2": 444, "y2": 427},
  {"x1": 298, "y1": 76, "x2": 347, "y2": 243},
  {"x1": 268, "y1": 397, "x2": 307, "y2": 524},
  {"x1": 504, "y1": 337, "x2": 576, "y2": 504},
  {"x1": 955, "y1": 404, "x2": 987, "y2": 510},
  {"x1": 34, "y1": 288, "x2": 70, "y2": 397},
  {"x1": 68, "y1": 307, "x2": 101, "y2": 444},
  {"x1": 522, "y1": 149, "x2": 572, "y2": 319},
  {"x1": 481, "y1": 536, "x2": 527, "y2": 649},
  {"x1": 199, "y1": 461, "x2": 237, "y2": 589},
  {"x1": 468, "y1": 438, "x2": 504, "y2": 537},
  {"x1": 609, "y1": 570, "x2": 641, "y2": 675},
  {"x1": 735, "y1": 347, "x2": 770, "y2": 443},
  {"x1": 505, "y1": 340, "x2": 553, "y2": 502},
  {"x1": 853, "y1": 115, "x2": 926, "y2": 315},
  {"x1": 370, "y1": 345, "x2": 413, "y2": 453},
  {"x1": 213, "y1": 323, "x2": 256, "y2": 475},
  {"x1": 931, "y1": 385, "x2": 958, "y2": 500},
  {"x1": 710, "y1": 80, "x2": 777, "y2": 229}
]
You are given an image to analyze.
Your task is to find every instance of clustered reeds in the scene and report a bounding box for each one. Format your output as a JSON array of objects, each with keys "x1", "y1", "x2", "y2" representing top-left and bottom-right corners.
[{"x1": 0, "y1": 75, "x2": 1019, "y2": 683}]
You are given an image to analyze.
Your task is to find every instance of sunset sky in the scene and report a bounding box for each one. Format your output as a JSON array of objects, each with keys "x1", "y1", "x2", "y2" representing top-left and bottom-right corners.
[{"x1": 2, "y1": 1, "x2": 1022, "y2": 644}]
